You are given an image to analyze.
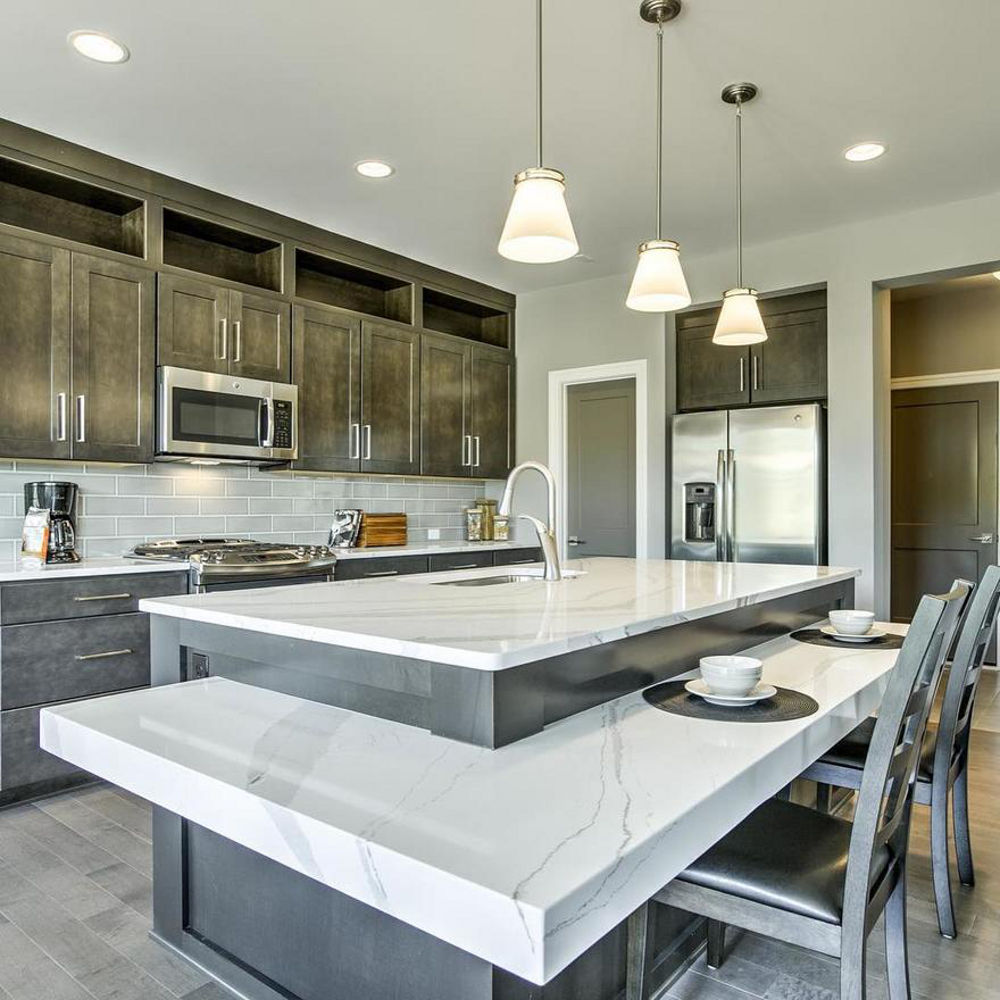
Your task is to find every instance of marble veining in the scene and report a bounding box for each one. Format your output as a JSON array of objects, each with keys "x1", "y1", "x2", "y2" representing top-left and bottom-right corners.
[
  {"x1": 41, "y1": 625, "x2": 897, "y2": 983},
  {"x1": 139, "y1": 557, "x2": 860, "y2": 670}
]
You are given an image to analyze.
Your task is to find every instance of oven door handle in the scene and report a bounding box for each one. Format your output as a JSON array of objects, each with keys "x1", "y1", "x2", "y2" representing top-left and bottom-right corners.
[{"x1": 260, "y1": 397, "x2": 275, "y2": 448}]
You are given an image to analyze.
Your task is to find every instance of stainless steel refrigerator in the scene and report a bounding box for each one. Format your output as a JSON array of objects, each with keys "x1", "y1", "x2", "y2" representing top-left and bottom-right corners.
[{"x1": 671, "y1": 403, "x2": 826, "y2": 565}]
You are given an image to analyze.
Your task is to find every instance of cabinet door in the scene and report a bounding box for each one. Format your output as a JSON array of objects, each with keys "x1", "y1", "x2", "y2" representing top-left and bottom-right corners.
[
  {"x1": 676, "y1": 323, "x2": 749, "y2": 411},
  {"x1": 157, "y1": 273, "x2": 229, "y2": 374},
  {"x1": 749, "y1": 308, "x2": 827, "y2": 405},
  {"x1": 291, "y1": 304, "x2": 361, "y2": 472},
  {"x1": 360, "y1": 321, "x2": 420, "y2": 475},
  {"x1": 71, "y1": 255, "x2": 155, "y2": 463},
  {"x1": 0, "y1": 234, "x2": 71, "y2": 459},
  {"x1": 470, "y1": 346, "x2": 514, "y2": 479},
  {"x1": 230, "y1": 291, "x2": 291, "y2": 383},
  {"x1": 420, "y1": 334, "x2": 471, "y2": 478}
]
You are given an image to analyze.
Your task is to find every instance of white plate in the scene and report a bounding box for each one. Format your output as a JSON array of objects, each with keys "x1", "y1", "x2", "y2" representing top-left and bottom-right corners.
[
  {"x1": 820, "y1": 624, "x2": 887, "y2": 643},
  {"x1": 685, "y1": 679, "x2": 778, "y2": 707}
]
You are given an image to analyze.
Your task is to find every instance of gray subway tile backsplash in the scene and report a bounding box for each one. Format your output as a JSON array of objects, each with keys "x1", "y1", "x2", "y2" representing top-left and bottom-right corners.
[{"x1": 0, "y1": 461, "x2": 494, "y2": 558}]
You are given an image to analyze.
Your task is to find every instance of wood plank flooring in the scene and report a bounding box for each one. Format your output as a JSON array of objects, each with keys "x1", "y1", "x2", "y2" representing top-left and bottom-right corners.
[{"x1": 0, "y1": 672, "x2": 995, "y2": 1000}]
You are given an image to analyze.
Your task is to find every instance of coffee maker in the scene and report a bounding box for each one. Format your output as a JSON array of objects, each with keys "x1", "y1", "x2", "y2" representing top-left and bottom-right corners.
[{"x1": 24, "y1": 481, "x2": 80, "y2": 563}]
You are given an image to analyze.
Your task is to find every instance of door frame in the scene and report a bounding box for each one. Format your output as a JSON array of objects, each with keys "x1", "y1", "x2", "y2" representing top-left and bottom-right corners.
[{"x1": 548, "y1": 359, "x2": 648, "y2": 561}]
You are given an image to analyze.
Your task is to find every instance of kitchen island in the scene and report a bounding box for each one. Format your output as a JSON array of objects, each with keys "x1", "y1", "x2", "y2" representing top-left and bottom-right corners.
[{"x1": 39, "y1": 559, "x2": 878, "y2": 1000}]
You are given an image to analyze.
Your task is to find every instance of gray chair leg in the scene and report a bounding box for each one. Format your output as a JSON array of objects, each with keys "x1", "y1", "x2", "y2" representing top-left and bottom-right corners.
[
  {"x1": 816, "y1": 782, "x2": 832, "y2": 813},
  {"x1": 884, "y1": 869, "x2": 912, "y2": 1000},
  {"x1": 706, "y1": 919, "x2": 726, "y2": 970},
  {"x1": 626, "y1": 903, "x2": 650, "y2": 1000},
  {"x1": 930, "y1": 784, "x2": 957, "y2": 939},
  {"x1": 953, "y1": 764, "x2": 975, "y2": 887}
]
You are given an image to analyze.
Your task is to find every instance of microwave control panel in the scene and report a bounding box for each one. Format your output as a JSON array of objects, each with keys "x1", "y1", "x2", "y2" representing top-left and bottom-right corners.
[{"x1": 272, "y1": 400, "x2": 294, "y2": 450}]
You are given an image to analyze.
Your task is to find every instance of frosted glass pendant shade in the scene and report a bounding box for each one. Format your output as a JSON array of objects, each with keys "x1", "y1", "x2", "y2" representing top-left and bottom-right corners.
[
  {"x1": 626, "y1": 239, "x2": 691, "y2": 312},
  {"x1": 498, "y1": 167, "x2": 578, "y2": 263},
  {"x1": 713, "y1": 288, "x2": 767, "y2": 345}
]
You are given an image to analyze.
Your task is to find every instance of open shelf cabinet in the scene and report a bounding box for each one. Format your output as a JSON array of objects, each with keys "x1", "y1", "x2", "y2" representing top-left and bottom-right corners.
[
  {"x1": 294, "y1": 249, "x2": 413, "y2": 324},
  {"x1": 421, "y1": 287, "x2": 510, "y2": 349}
]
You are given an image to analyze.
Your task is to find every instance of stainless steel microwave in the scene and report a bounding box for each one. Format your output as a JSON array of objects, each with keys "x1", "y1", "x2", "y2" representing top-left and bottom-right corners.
[{"x1": 157, "y1": 366, "x2": 298, "y2": 463}]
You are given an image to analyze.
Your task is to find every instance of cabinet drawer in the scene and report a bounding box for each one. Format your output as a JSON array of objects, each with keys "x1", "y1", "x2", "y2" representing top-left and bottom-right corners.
[
  {"x1": 0, "y1": 571, "x2": 187, "y2": 625},
  {"x1": 1, "y1": 702, "x2": 85, "y2": 790},
  {"x1": 493, "y1": 547, "x2": 543, "y2": 567},
  {"x1": 427, "y1": 551, "x2": 494, "y2": 573},
  {"x1": 1, "y1": 613, "x2": 150, "y2": 710},
  {"x1": 335, "y1": 555, "x2": 429, "y2": 581}
]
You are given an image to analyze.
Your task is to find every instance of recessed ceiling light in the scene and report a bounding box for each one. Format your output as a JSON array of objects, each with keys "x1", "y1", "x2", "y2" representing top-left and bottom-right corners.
[
  {"x1": 844, "y1": 141, "x2": 886, "y2": 163},
  {"x1": 68, "y1": 30, "x2": 130, "y2": 64},
  {"x1": 355, "y1": 160, "x2": 395, "y2": 179}
]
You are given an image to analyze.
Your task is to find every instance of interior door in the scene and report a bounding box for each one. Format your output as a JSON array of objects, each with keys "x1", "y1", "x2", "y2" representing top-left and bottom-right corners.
[
  {"x1": 470, "y1": 346, "x2": 513, "y2": 479},
  {"x1": 420, "y1": 334, "x2": 471, "y2": 478},
  {"x1": 230, "y1": 291, "x2": 291, "y2": 383},
  {"x1": 70, "y1": 254, "x2": 155, "y2": 463},
  {"x1": 566, "y1": 379, "x2": 636, "y2": 557},
  {"x1": 360, "y1": 321, "x2": 420, "y2": 475},
  {"x1": 291, "y1": 304, "x2": 361, "y2": 473},
  {"x1": 891, "y1": 383, "x2": 998, "y2": 623},
  {"x1": 0, "y1": 233, "x2": 71, "y2": 460},
  {"x1": 157, "y1": 274, "x2": 229, "y2": 374}
]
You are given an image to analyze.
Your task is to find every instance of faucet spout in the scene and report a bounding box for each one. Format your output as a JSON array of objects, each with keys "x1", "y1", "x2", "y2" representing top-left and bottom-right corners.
[{"x1": 497, "y1": 461, "x2": 562, "y2": 581}]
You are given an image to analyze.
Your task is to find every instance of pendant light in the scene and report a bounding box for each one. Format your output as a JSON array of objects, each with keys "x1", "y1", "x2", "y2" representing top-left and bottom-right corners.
[
  {"x1": 626, "y1": 0, "x2": 691, "y2": 313},
  {"x1": 713, "y1": 82, "x2": 767, "y2": 345},
  {"x1": 498, "y1": 0, "x2": 578, "y2": 263}
]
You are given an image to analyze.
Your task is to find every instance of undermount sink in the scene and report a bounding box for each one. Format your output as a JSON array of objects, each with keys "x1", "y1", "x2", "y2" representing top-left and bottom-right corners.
[{"x1": 434, "y1": 569, "x2": 582, "y2": 587}]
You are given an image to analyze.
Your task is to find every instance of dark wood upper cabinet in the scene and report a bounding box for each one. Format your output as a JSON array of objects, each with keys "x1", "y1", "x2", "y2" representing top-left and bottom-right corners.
[
  {"x1": 291, "y1": 304, "x2": 361, "y2": 473},
  {"x1": 420, "y1": 333, "x2": 471, "y2": 478},
  {"x1": 676, "y1": 322, "x2": 749, "y2": 412},
  {"x1": 749, "y1": 307, "x2": 827, "y2": 405},
  {"x1": 0, "y1": 233, "x2": 71, "y2": 460},
  {"x1": 230, "y1": 291, "x2": 291, "y2": 382},
  {"x1": 70, "y1": 255, "x2": 155, "y2": 463},
  {"x1": 360, "y1": 321, "x2": 420, "y2": 475},
  {"x1": 157, "y1": 273, "x2": 229, "y2": 375},
  {"x1": 470, "y1": 347, "x2": 514, "y2": 479}
]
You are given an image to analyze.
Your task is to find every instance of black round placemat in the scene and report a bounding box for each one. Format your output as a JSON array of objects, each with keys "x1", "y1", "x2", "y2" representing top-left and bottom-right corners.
[
  {"x1": 643, "y1": 680, "x2": 818, "y2": 722},
  {"x1": 790, "y1": 627, "x2": 904, "y2": 650}
]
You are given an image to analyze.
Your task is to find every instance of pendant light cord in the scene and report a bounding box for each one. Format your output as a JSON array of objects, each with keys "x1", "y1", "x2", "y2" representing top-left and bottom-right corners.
[
  {"x1": 656, "y1": 20, "x2": 663, "y2": 239},
  {"x1": 735, "y1": 97, "x2": 743, "y2": 287},
  {"x1": 536, "y1": 0, "x2": 543, "y2": 167}
]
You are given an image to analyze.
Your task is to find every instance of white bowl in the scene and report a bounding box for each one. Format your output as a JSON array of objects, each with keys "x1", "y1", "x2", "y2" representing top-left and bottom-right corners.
[
  {"x1": 829, "y1": 610, "x2": 875, "y2": 636},
  {"x1": 699, "y1": 655, "x2": 763, "y2": 697}
]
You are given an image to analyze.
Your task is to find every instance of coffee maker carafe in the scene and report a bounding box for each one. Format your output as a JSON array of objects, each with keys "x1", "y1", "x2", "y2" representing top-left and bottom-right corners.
[{"x1": 24, "y1": 481, "x2": 80, "y2": 563}]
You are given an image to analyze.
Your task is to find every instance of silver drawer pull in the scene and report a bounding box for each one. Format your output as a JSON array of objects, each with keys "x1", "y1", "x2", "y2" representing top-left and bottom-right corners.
[
  {"x1": 507, "y1": 559, "x2": 535, "y2": 565},
  {"x1": 75, "y1": 648, "x2": 133, "y2": 662},
  {"x1": 364, "y1": 570, "x2": 399, "y2": 577},
  {"x1": 450, "y1": 563, "x2": 479, "y2": 570},
  {"x1": 73, "y1": 593, "x2": 132, "y2": 602}
]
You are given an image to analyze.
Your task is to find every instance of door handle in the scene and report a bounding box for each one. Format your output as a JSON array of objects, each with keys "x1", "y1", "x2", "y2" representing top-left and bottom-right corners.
[
  {"x1": 55, "y1": 392, "x2": 67, "y2": 442},
  {"x1": 715, "y1": 449, "x2": 726, "y2": 561},
  {"x1": 969, "y1": 533, "x2": 994, "y2": 543},
  {"x1": 739, "y1": 357, "x2": 745, "y2": 393},
  {"x1": 75, "y1": 395, "x2": 86, "y2": 444},
  {"x1": 725, "y1": 449, "x2": 736, "y2": 560},
  {"x1": 567, "y1": 537, "x2": 586, "y2": 546},
  {"x1": 350, "y1": 423, "x2": 360, "y2": 460},
  {"x1": 363, "y1": 425, "x2": 372, "y2": 461},
  {"x1": 218, "y1": 318, "x2": 228, "y2": 361},
  {"x1": 232, "y1": 320, "x2": 242, "y2": 363}
]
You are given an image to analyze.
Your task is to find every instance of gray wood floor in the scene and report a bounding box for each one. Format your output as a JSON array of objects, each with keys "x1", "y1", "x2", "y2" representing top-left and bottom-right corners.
[{"x1": 0, "y1": 673, "x2": 996, "y2": 1000}]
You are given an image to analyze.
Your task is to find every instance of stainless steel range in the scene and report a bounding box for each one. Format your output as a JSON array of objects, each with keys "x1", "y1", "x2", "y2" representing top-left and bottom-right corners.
[{"x1": 128, "y1": 537, "x2": 337, "y2": 592}]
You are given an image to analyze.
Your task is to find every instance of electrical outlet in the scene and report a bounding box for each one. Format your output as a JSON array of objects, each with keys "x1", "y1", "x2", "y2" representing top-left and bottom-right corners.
[{"x1": 427, "y1": 528, "x2": 441, "y2": 540}]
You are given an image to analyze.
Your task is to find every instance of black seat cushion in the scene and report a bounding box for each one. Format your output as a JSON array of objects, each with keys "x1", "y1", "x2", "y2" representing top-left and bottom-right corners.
[
  {"x1": 677, "y1": 798, "x2": 892, "y2": 925},
  {"x1": 821, "y1": 716, "x2": 936, "y2": 781}
]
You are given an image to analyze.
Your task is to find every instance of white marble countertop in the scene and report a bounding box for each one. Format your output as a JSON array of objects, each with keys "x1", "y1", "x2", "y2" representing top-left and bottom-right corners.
[
  {"x1": 334, "y1": 539, "x2": 537, "y2": 559},
  {"x1": 139, "y1": 557, "x2": 859, "y2": 670},
  {"x1": 0, "y1": 556, "x2": 190, "y2": 583},
  {"x1": 40, "y1": 625, "x2": 900, "y2": 984}
]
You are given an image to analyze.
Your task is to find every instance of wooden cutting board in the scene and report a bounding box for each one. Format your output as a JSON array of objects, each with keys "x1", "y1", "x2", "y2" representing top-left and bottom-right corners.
[{"x1": 356, "y1": 512, "x2": 407, "y2": 548}]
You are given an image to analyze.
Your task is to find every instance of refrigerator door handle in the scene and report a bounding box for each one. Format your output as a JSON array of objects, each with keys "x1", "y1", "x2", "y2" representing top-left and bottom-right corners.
[
  {"x1": 715, "y1": 449, "x2": 727, "y2": 562},
  {"x1": 725, "y1": 449, "x2": 736, "y2": 561}
]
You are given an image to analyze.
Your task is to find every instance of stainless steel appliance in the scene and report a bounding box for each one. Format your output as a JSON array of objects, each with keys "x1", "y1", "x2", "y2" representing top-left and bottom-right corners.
[
  {"x1": 129, "y1": 537, "x2": 336, "y2": 591},
  {"x1": 24, "y1": 481, "x2": 80, "y2": 563},
  {"x1": 157, "y1": 366, "x2": 298, "y2": 463},
  {"x1": 671, "y1": 404, "x2": 825, "y2": 565}
]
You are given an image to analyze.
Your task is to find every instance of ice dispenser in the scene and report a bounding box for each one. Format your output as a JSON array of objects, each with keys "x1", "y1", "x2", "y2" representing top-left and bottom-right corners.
[{"x1": 683, "y1": 483, "x2": 716, "y2": 543}]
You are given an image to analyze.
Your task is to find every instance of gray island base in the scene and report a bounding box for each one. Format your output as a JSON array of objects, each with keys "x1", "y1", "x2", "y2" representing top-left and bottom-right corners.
[{"x1": 47, "y1": 559, "x2": 868, "y2": 1000}]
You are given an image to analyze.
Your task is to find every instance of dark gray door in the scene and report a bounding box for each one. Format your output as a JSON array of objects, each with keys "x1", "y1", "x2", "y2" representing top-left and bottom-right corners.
[
  {"x1": 470, "y1": 346, "x2": 513, "y2": 479},
  {"x1": 676, "y1": 322, "x2": 749, "y2": 412},
  {"x1": 566, "y1": 378, "x2": 636, "y2": 557},
  {"x1": 891, "y1": 382, "x2": 998, "y2": 623},
  {"x1": 749, "y1": 307, "x2": 827, "y2": 405},
  {"x1": 360, "y1": 321, "x2": 420, "y2": 475},
  {"x1": 291, "y1": 304, "x2": 361, "y2": 473},
  {"x1": 0, "y1": 233, "x2": 71, "y2": 460},
  {"x1": 157, "y1": 273, "x2": 229, "y2": 374},
  {"x1": 71, "y1": 254, "x2": 155, "y2": 463},
  {"x1": 230, "y1": 291, "x2": 291, "y2": 383},
  {"x1": 420, "y1": 333, "x2": 470, "y2": 478}
]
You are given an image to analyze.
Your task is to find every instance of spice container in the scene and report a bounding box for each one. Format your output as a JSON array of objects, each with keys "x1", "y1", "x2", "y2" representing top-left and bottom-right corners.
[
  {"x1": 492, "y1": 515, "x2": 510, "y2": 541},
  {"x1": 476, "y1": 499, "x2": 498, "y2": 540},
  {"x1": 465, "y1": 508, "x2": 483, "y2": 542}
]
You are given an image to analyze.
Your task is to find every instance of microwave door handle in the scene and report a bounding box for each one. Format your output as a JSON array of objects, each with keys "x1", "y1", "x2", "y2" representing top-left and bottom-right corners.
[{"x1": 260, "y1": 398, "x2": 275, "y2": 448}]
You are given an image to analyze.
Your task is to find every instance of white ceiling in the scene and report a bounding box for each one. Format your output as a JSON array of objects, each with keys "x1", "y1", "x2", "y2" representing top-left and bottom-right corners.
[{"x1": 4, "y1": 1, "x2": 1000, "y2": 294}]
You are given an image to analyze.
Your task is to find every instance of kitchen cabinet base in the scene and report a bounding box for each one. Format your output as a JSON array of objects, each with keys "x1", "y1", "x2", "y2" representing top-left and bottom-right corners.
[{"x1": 0, "y1": 771, "x2": 99, "y2": 809}]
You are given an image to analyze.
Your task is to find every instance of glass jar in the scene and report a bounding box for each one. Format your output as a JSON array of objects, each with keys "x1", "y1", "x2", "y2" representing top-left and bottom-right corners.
[
  {"x1": 492, "y1": 515, "x2": 510, "y2": 541},
  {"x1": 465, "y1": 508, "x2": 483, "y2": 542}
]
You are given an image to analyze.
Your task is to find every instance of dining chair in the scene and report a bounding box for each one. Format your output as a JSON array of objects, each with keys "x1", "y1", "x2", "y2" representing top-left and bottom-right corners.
[
  {"x1": 625, "y1": 582, "x2": 969, "y2": 1000},
  {"x1": 802, "y1": 565, "x2": 1000, "y2": 939}
]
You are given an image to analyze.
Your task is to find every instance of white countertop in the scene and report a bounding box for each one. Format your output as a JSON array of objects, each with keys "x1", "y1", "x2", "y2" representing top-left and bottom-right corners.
[
  {"x1": 40, "y1": 625, "x2": 899, "y2": 984},
  {"x1": 0, "y1": 556, "x2": 190, "y2": 583},
  {"x1": 140, "y1": 557, "x2": 859, "y2": 670}
]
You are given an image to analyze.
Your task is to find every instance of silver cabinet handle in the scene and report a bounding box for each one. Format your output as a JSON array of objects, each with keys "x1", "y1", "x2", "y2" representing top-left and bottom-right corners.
[
  {"x1": 350, "y1": 423, "x2": 360, "y2": 460},
  {"x1": 969, "y1": 533, "x2": 994, "y2": 543},
  {"x1": 506, "y1": 558, "x2": 535, "y2": 565},
  {"x1": 752, "y1": 354, "x2": 760, "y2": 391},
  {"x1": 75, "y1": 648, "x2": 133, "y2": 662},
  {"x1": 75, "y1": 395, "x2": 86, "y2": 443},
  {"x1": 363, "y1": 424, "x2": 372, "y2": 461},
  {"x1": 739, "y1": 357, "x2": 745, "y2": 393},
  {"x1": 449, "y1": 563, "x2": 479, "y2": 569},
  {"x1": 73, "y1": 592, "x2": 132, "y2": 602},
  {"x1": 462, "y1": 434, "x2": 472, "y2": 467},
  {"x1": 364, "y1": 569, "x2": 398, "y2": 577},
  {"x1": 233, "y1": 320, "x2": 242, "y2": 362},
  {"x1": 473, "y1": 436, "x2": 481, "y2": 467},
  {"x1": 55, "y1": 392, "x2": 67, "y2": 442},
  {"x1": 218, "y1": 318, "x2": 228, "y2": 360}
]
